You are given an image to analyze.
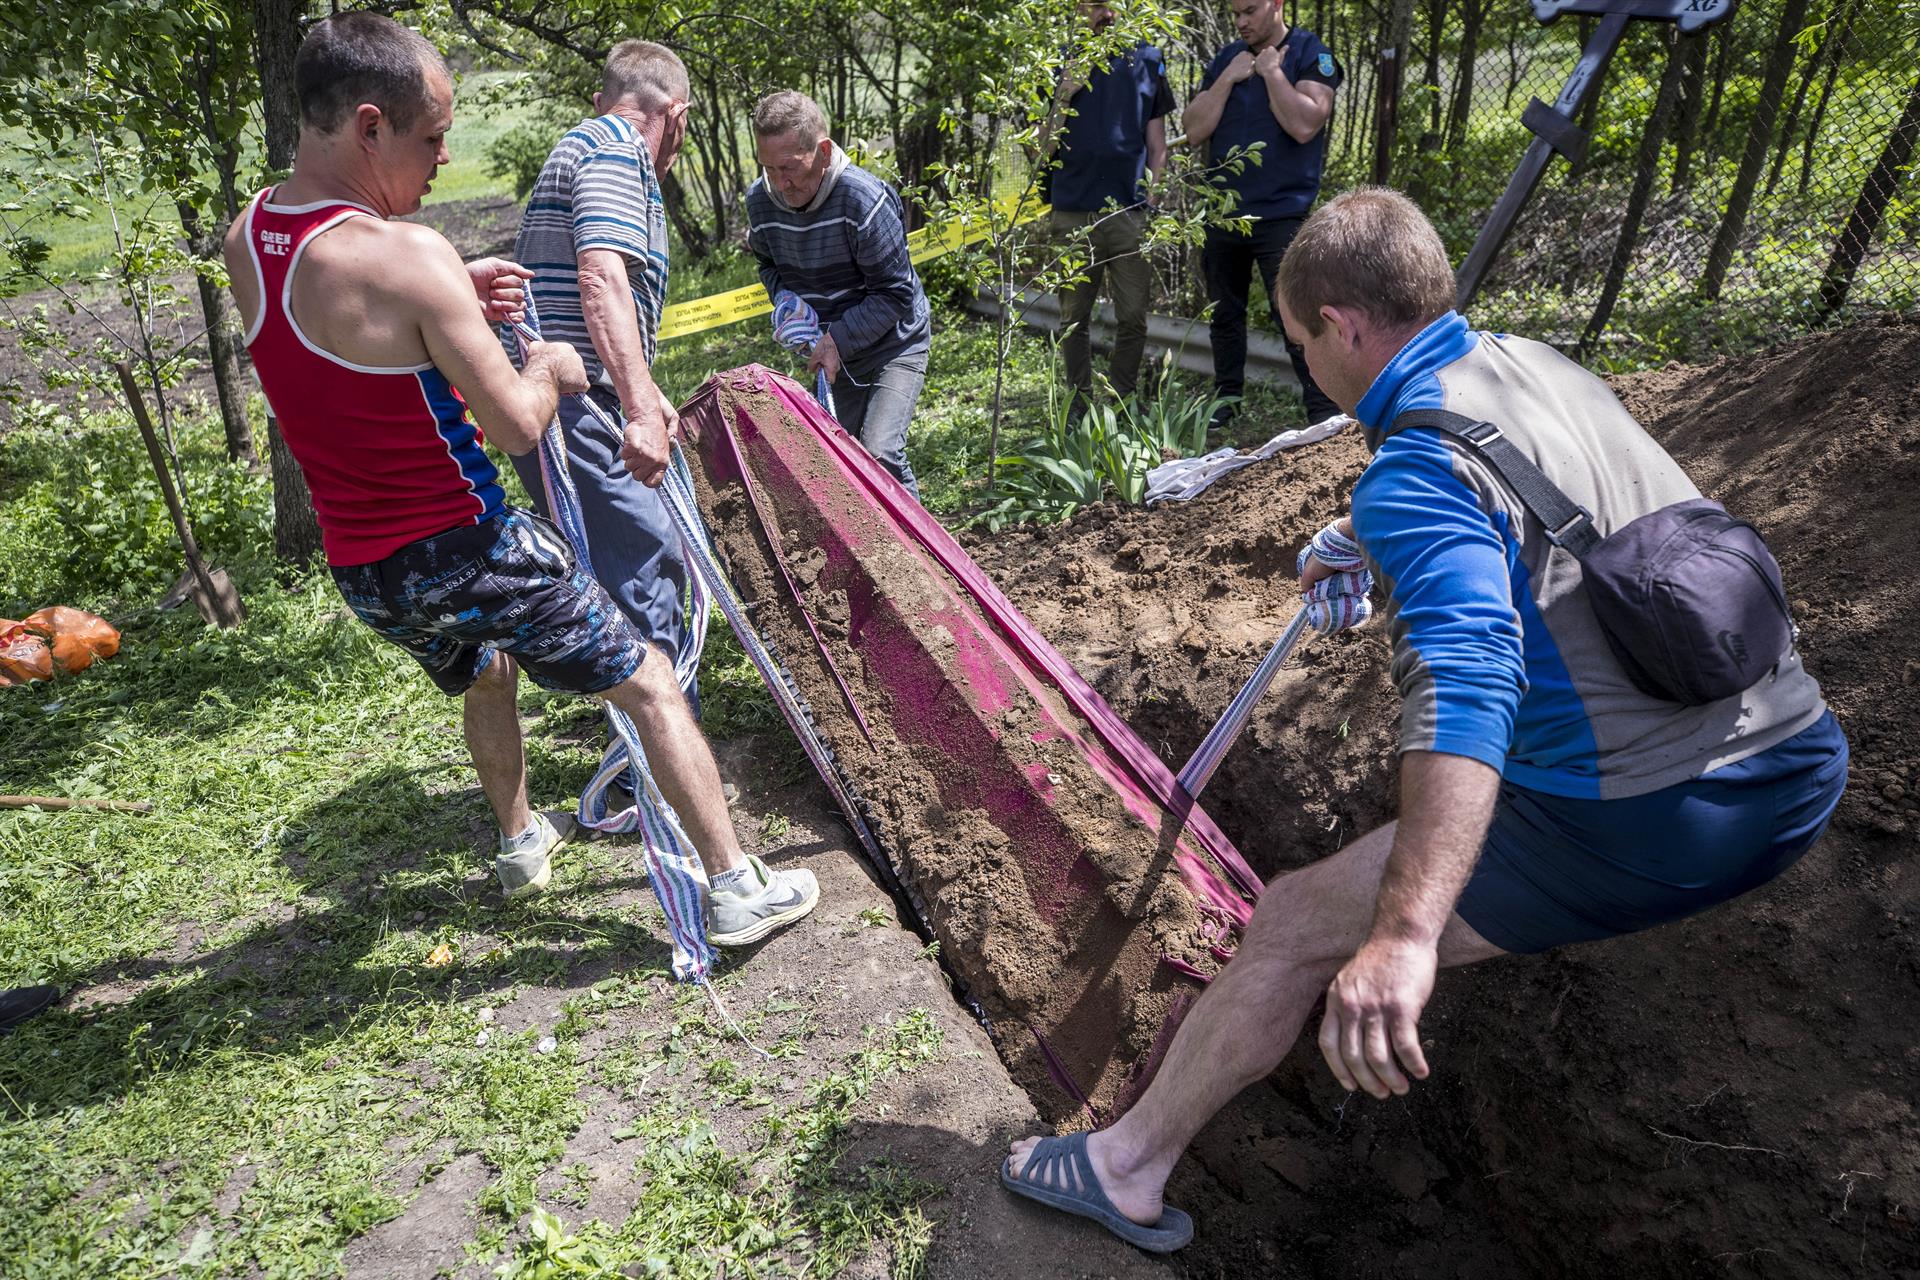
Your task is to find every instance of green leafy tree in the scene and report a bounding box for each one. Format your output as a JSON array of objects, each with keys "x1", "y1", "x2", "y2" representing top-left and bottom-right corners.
[
  {"x1": 0, "y1": 0, "x2": 261, "y2": 464},
  {"x1": 910, "y1": 0, "x2": 1253, "y2": 493}
]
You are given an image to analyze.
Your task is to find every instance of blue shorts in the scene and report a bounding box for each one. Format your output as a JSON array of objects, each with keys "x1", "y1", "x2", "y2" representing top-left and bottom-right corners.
[
  {"x1": 331, "y1": 508, "x2": 646, "y2": 697},
  {"x1": 1457, "y1": 711, "x2": 1848, "y2": 954}
]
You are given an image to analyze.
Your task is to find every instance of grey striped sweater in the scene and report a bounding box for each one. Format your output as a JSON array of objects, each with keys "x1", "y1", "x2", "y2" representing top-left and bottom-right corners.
[{"x1": 745, "y1": 162, "x2": 931, "y2": 380}]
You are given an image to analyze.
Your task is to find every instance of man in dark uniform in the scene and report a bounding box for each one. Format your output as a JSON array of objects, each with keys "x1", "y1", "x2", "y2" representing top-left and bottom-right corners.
[
  {"x1": 1044, "y1": 2, "x2": 1175, "y2": 407},
  {"x1": 1185, "y1": 0, "x2": 1342, "y2": 427}
]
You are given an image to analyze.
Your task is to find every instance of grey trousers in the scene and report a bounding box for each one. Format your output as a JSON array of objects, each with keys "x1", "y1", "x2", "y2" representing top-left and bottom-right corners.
[
  {"x1": 1052, "y1": 206, "x2": 1152, "y2": 399},
  {"x1": 834, "y1": 348, "x2": 925, "y2": 501}
]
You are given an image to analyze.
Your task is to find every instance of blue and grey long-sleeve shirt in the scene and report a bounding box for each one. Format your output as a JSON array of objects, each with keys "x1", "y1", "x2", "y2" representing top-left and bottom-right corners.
[
  {"x1": 1352, "y1": 310, "x2": 1825, "y2": 800},
  {"x1": 745, "y1": 156, "x2": 931, "y2": 382}
]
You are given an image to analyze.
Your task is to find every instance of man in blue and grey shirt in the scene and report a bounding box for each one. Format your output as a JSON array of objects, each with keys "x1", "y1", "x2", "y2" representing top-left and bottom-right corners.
[
  {"x1": 1185, "y1": 0, "x2": 1342, "y2": 427},
  {"x1": 1000, "y1": 189, "x2": 1845, "y2": 1253},
  {"x1": 1043, "y1": 2, "x2": 1174, "y2": 406},
  {"x1": 746, "y1": 91, "x2": 932, "y2": 499}
]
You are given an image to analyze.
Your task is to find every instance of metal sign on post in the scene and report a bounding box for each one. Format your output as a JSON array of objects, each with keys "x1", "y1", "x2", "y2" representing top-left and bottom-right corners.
[{"x1": 1454, "y1": 0, "x2": 1740, "y2": 311}]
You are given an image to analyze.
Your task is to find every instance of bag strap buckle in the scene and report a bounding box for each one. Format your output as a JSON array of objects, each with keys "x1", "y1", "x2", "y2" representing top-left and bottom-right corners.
[{"x1": 1546, "y1": 505, "x2": 1597, "y2": 549}]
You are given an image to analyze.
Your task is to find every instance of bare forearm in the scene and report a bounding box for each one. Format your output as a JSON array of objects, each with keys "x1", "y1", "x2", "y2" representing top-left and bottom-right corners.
[
  {"x1": 487, "y1": 354, "x2": 562, "y2": 455},
  {"x1": 1260, "y1": 71, "x2": 1331, "y2": 144},
  {"x1": 578, "y1": 255, "x2": 658, "y2": 413},
  {"x1": 1371, "y1": 751, "x2": 1501, "y2": 947},
  {"x1": 1146, "y1": 120, "x2": 1169, "y2": 185},
  {"x1": 1181, "y1": 80, "x2": 1233, "y2": 146}
]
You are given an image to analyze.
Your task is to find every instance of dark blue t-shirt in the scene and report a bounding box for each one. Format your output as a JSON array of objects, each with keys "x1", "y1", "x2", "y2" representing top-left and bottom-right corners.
[
  {"x1": 1046, "y1": 45, "x2": 1176, "y2": 212},
  {"x1": 1201, "y1": 29, "x2": 1342, "y2": 220}
]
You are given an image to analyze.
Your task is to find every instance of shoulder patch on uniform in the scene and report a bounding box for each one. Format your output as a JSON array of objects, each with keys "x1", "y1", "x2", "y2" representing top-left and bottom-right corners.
[{"x1": 1318, "y1": 52, "x2": 1335, "y2": 76}]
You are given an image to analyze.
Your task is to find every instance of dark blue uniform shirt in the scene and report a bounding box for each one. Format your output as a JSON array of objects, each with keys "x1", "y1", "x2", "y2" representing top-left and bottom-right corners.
[
  {"x1": 1200, "y1": 29, "x2": 1342, "y2": 220},
  {"x1": 1046, "y1": 45, "x2": 1176, "y2": 212}
]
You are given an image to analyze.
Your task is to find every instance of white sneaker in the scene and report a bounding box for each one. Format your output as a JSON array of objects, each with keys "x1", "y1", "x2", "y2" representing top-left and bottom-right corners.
[
  {"x1": 709, "y1": 855, "x2": 820, "y2": 946},
  {"x1": 495, "y1": 812, "x2": 572, "y2": 899}
]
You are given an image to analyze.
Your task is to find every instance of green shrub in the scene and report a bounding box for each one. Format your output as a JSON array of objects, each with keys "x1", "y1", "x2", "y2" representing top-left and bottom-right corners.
[
  {"x1": 0, "y1": 397, "x2": 271, "y2": 615},
  {"x1": 976, "y1": 351, "x2": 1228, "y2": 529},
  {"x1": 486, "y1": 106, "x2": 576, "y2": 201}
]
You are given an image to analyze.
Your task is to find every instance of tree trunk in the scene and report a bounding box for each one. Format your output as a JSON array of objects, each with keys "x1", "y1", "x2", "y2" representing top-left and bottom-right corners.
[
  {"x1": 1817, "y1": 71, "x2": 1920, "y2": 315},
  {"x1": 179, "y1": 204, "x2": 255, "y2": 464},
  {"x1": 1422, "y1": 0, "x2": 1447, "y2": 143},
  {"x1": 1504, "y1": 18, "x2": 1522, "y2": 111},
  {"x1": 660, "y1": 170, "x2": 714, "y2": 260},
  {"x1": 1701, "y1": 24, "x2": 1734, "y2": 148},
  {"x1": 1446, "y1": 0, "x2": 1487, "y2": 150},
  {"x1": 690, "y1": 68, "x2": 729, "y2": 250},
  {"x1": 1798, "y1": 0, "x2": 1857, "y2": 197},
  {"x1": 896, "y1": 110, "x2": 946, "y2": 230},
  {"x1": 1700, "y1": 0, "x2": 1811, "y2": 300},
  {"x1": 1342, "y1": 47, "x2": 1366, "y2": 158},
  {"x1": 1669, "y1": 31, "x2": 1710, "y2": 193},
  {"x1": 1580, "y1": 33, "x2": 1688, "y2": 359},
  {"x1": 265, "y1": 415, "x2": 324, "y2": 572},
  {"x1": 1374, "y1": 0, "x2": 1417, "y2": 182},
  {"x1": 254, "y1": 0, "x2": 302, "y2": 174},
  {"x1": 253, "y1": 0, "x2": 323, "y2": 568},
  {"x1": 1763, "y1": 0, "x2": 1824, "y2": 197}
]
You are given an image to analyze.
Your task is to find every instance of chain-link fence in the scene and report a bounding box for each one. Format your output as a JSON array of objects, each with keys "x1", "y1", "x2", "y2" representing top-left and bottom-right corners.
[{"x1": 1151, "y1": 0, "x2": 1920, "y2": 370}]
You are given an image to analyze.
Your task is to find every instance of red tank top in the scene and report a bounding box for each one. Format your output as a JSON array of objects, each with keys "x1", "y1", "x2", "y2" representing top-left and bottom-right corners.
[{"x1": 241, "y1": 188, "x2": 504, "y2": 566}]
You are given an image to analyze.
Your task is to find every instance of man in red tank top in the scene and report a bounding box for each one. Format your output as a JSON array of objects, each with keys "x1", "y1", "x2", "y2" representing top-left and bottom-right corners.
[{"x1": 223, "y1": 14, "x2": 818, "y2": 943}]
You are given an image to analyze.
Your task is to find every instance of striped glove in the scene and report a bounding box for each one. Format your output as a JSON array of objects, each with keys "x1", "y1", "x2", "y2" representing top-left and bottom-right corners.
[
  {"x1": 772, "y1": 289, "x2": 822, "y2": 354},
  {"x1": 1296, "y1": 521, "x2": 1374, "y2": 635}
]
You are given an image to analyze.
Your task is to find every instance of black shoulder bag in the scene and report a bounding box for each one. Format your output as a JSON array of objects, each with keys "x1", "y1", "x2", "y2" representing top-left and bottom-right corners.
[{"x1": 1390, "y1": 409, "x2": 1795, "y2": 706}]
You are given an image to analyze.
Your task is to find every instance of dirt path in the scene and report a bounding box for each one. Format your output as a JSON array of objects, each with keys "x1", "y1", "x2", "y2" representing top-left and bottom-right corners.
[{"x1": 340, "y1": 740, "x2": 1168, "y2": 1280}]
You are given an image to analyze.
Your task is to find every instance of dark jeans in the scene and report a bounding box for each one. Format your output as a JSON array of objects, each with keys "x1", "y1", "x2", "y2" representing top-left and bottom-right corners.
[
  {"x1": 1203, "y1": 215, "x2": 1339, "y2": 423},
  {"x1": 834, "y1": 349, "x2": 925, "y2": 502}
]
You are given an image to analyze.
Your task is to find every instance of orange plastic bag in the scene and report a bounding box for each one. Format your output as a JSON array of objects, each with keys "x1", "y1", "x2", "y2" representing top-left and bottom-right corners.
[
  {"x1": 0, "y1": 620, "x2": 52, "y2": 686},
  {"x1": 22, "y1": 606, "x2": 121, "y2": 675}
]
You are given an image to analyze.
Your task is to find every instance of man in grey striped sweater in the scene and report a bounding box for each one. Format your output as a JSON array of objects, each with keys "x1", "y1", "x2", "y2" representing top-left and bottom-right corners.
[{"x1": 746, "y1": 91, "x2": 932, "y2": 498}]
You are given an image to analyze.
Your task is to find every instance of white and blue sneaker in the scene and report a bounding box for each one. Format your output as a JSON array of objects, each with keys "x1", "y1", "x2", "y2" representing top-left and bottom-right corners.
[
  {"x1": 495, "y1": 812, "x2": 572, "y2": 899},
  {"x1": 709, "y1": 855, "x2": 819, "y2": 947}
]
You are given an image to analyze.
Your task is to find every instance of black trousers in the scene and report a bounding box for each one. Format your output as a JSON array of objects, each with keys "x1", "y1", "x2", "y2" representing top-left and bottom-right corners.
[{"x1": 1203, "y1": 215, "x2": 1340, "y2": 422}]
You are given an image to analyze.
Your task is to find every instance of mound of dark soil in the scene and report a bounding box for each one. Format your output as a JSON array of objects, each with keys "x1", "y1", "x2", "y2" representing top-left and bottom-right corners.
[{"x1": 964, "y1": 316, "x2": 1920, "y2": 1278}]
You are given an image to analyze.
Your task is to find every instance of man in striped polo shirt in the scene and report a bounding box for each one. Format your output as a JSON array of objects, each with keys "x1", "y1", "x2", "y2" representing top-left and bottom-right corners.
[
  {"x1": 509, "y1": 40, "x2": 820, "y2": 935},
  {"x1": 508, "y1": 41, "x2": 691, "y2": 671},
  {"x1": 746, "y1": 91, "x2": 932, "y2": 499}
]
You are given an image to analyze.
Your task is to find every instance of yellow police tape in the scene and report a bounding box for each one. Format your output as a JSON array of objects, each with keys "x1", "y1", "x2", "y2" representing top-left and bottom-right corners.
[{"x1": 655, "y1": 194, "x2": 1049, "y2": 343}]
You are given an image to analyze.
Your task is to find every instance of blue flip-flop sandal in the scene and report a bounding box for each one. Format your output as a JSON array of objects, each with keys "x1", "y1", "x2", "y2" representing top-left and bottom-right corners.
[{"x1": 1000, "y1": 1132, "x2": 1194, "y2": 1253}]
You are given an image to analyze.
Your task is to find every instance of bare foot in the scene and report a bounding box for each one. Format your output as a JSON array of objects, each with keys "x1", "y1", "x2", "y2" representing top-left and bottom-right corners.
[{"x1": 1005, "y1": 1131, "x2": 1167, "y2": 1226}]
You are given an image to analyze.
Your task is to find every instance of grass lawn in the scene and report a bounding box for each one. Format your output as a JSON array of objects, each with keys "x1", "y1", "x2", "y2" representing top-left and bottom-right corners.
[
  {"x1": 433, "y1": 70, "x2": 547, "y2": 209},
  {"x1": 2, "y1": 283, "x2": 1287, "y2": 1276},
  {"x1": 0, "y1": 387, "x2": 963, "y2": 1277}
]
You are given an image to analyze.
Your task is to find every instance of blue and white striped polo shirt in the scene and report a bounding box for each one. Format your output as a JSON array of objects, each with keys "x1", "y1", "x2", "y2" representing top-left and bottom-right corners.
[{"x1": 511, "y1": 113, "x2": 670, "y2": 386}]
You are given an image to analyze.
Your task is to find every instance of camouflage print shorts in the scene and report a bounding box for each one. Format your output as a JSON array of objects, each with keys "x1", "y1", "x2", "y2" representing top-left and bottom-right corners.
[{"x1": 331, "y1": 508, "x2": 646, "y2": 696}]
